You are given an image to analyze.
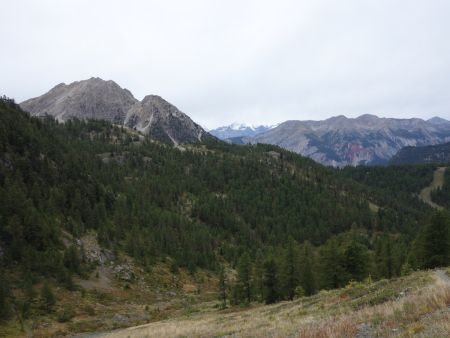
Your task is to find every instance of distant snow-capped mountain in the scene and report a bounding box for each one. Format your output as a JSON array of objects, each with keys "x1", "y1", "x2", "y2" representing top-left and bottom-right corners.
[{"x1": 209, "y1": 123, "x2": 278, "y2": 140}]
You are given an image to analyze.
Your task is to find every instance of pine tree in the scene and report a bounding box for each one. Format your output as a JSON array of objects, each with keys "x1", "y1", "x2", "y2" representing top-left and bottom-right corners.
[
  {"x1": 234, "y1": 252, "x2": 252, "y2": 304},
  {"x1": 63, "y1": 245, "x2": 81, "y2": 274},
  {"x1": 343, "y1": 237, "x2": 369, "y2": 282},
  {"x1": 383, "y1": 236, "x2": 394, "y2": 278},
  {"x1": 319, "y1": 239, "x2": 345, "y2": 289},
  {"x1": 252, "y1": 250, "x2": 265, "y2": 302},
  {"x1": 263, "y1": 258, "x2": 278, "y2": 304},
  {"x1": 0, "y1": 272, "x2": 11, "y2": 320},
  {"x1": 400, "y1": 262, "x2": 413, "y2": 276},
  {"x1": 281, "y1": 238, "x2": 299, "y2": 300},
  {"x1": 41, "y1": 282, "x2": 56, "y2": 313},
  {"x1": 218, "y1": 265, "x2": 228, "y2": 308},
  {"x1": 336, "y1": 230, "x2": 370, "y2": 283},
  {"x1": 374, "y1": 234, "x2": 394, "y2": 279},
  {"x1": 300, "y1": 241, "x2": 316, "y2": 296},
  {"x1": 421, "y1": 211, "x2": 450, "y2": 269}
]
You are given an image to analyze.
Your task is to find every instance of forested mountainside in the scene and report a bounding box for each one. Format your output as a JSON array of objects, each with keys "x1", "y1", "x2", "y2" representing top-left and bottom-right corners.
[
  {"x1": 341, "y1": 165, "x2": 437, "y2": 200},
  {"x1": 1, "y1": 98, "x2": 449, "y2": 336},
  {"x1": 390, "y1": 141, "x2": 450, "y2": 165}
]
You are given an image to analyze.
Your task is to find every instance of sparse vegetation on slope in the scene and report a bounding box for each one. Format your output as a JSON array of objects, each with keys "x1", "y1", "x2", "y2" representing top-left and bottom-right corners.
[
  {"x1": 84, "y1": 269, "x2": 450, "y2": 338},
  {"x1": 419, "y1": 167, "x2": 446, "y2": 210}
]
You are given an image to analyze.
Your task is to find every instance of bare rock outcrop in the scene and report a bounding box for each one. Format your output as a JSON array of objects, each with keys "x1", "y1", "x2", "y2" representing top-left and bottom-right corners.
[
  {"x1": 20, "y1": 78, "x2": 210, "y2": 145},
  {"x1": 21, "y1": 77, "x2": 137, "y2": 123},
  {"x1": 125, "y1": 95, "x2": 205, "y2": 144}
]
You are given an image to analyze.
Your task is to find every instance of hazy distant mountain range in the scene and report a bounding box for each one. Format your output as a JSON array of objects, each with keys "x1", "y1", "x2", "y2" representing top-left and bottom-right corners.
[
  {"x1": 209, "y1": 123, "x2": 277, "y2": 139},
  {"x1": 21, "y1": 77, "x2": 210, "y2": 145},
  {"x1": 245, "y1": 115, "x2": 450, "y2": 167}
]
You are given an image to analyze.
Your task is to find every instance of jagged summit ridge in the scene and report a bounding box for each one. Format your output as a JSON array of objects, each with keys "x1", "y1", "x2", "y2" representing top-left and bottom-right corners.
[{"x1": 20, "y1": 78, "x2": 209, "y2": 144}]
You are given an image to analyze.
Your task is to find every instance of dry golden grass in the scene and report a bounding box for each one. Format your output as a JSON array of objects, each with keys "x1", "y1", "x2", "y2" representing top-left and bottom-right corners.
[
  {"x1": 93, "y1": 269, "x2": 450, "y2": 338},
  {"x1": 296, "y1": 276, "x2": 450, "y2": 338},
  {"x1": 3, "y1": 269, "x2": 449, "y2": 338}
]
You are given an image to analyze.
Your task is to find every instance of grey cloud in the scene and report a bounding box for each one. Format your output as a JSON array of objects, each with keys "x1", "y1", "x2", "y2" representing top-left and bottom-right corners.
[{"x1": 1, "y1": 0, "x2": 450, "y2": 128}]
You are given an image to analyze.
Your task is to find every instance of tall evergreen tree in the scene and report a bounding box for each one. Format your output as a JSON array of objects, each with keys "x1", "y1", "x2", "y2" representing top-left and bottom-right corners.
[
  {"x1": 374, "y1": 234, "x2": 394, "y2": 279},
  {"x1": 41, "y1": 282, "x2": 56, "y2": 313},
  {"x1": 252, "y1": 250, "x2": 265, "y2": 302},
  {"x1": 218, "y1": 265, "x2": 228, "y2": 308},
  {"x1": 343, "y1": 235, "x2": 369, "y2": 282},
  {"x1": 421, "y1": 211, "x2": 450, "y2": 269},
  {"x1": 281, "y1": 238, "x2": 299, "y2": 300},
  {"x1": 63, "y1": 245, "x2": 81, "y2": 274},
  {"x1": 300, "y1": 241, "x2": 316, "y2": 296},
  {"x1": 0, "y1": 271, "x2": 11, "y2": 320},
  {"x1": 319, "y1": 239, "x2": 345, "y2": 289},
  {"x1": 234, "y1": 252, "x2": 252, "y2": 304},
  {"x1": 263, "y1": 258, "x2": 278, "y2": 304}
]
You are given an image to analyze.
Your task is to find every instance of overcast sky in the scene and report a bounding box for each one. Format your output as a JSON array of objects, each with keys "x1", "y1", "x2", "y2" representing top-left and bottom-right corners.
[{"x1": 1, "y1": 0, "x2": 450, "y2": 128}]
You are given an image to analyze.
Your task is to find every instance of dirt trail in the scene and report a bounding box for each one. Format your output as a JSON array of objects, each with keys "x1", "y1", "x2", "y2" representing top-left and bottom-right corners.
[{"x1": 419, "y1": 167, "x2": 446, "y2": 210}]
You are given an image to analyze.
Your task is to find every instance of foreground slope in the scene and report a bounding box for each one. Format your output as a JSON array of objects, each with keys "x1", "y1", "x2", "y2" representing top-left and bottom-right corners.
[{"x1": 82, "y1": 269, "x2": 450, "y2": 338}]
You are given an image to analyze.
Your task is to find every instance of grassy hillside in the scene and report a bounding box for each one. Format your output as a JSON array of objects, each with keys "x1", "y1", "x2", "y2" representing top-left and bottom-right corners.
[{"x1": 80, "y1": 269, "x2": 450, "y2": 338}]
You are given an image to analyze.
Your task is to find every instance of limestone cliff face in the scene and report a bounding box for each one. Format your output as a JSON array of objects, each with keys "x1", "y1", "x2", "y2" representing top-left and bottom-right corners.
[
  {"x1": 20, "y1": 78, "x2": 210, "y2": 144},
  {"x1": 124, "y1": 95, "x2": 206, "y2": 144},
  {"x1": 251, "y1": 115, "x2": 450, "y2": 167}
]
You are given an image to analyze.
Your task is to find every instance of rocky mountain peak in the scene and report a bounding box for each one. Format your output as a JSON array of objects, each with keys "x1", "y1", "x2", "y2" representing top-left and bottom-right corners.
[
  {"x1": 21, "y1": 77, "x2": 138, "y2": 123},
  {"x1": 140, "y1": 94, "x2": 183, "y2": 118},
  {"x1": 20, "y1": 78, "x2": 210, "y2": 144},
  {"x1": 126, "y1": 94, "x2": 206, "y2": 144}
]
